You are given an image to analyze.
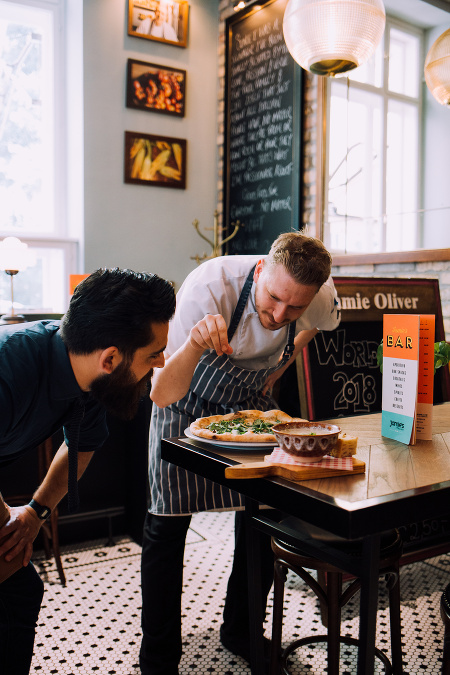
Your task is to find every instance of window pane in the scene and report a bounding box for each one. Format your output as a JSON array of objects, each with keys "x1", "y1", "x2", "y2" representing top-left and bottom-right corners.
[
  {"x1": 388, "y1": 27, "x2": 420, "y2": 98},
  {"x1": 385, "y1": 99, "x2": 419, "y2": 251},
  {"x1": 326, "y1": 83, "x2": 383, "y2": 253},
  {"x1": 0, "y1": 1, "x2": 55, "y2": 235},
  {"x1": 0, "y1": 246, "x2": 66, "y2": 314},
  {"x1": 348, "y1": 37, "x2": 384, "y2": 88}
]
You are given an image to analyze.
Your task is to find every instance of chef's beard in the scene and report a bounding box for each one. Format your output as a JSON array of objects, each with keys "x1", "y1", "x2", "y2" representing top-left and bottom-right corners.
[{"x1": 90, "y1": 360, "x2": 152, "y2": 420}]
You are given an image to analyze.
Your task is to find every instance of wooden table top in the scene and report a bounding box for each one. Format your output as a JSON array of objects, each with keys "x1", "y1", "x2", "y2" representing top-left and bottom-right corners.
[
  {"x1": 209, "y1": 402, "x2": 450, "y2": 504},
  {"x1": 162, "y1": 402, "x2": 450, "y2": 538}
]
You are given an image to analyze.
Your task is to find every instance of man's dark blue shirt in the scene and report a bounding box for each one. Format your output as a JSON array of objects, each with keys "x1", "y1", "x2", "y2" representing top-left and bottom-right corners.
[{"x1": 0, "y1": 320, "x2": 108, "y2": 467}]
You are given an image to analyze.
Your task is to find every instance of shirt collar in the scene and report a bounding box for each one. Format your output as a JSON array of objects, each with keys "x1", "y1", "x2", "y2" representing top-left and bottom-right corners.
[{"x1": 50, "y1": 331, "x2": 86, "y2": 401}]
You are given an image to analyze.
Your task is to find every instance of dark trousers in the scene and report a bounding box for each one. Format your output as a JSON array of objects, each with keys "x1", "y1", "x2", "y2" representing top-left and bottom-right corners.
[
  {"x1": 139, "y1": 509, "x2": 279, "y2": 675},
  {"x1": 0, "y1": 562, "x2": 44, "y2": 675}
]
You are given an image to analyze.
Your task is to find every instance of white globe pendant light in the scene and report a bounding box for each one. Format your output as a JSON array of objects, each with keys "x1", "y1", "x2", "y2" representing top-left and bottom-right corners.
[
  {"x1": 283, "y1": 0, "x2": 386, "y2": 76},
  {"x1": 424, "y1": 28, "x2": 450, "y2": 106}
]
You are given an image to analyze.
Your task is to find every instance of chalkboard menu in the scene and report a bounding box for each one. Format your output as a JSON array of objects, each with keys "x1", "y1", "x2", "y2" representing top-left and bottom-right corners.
[
  {"x1": 278, "y1": 277, "x2": 450, "y2": 421},
  {"x1": 224, "y1": 0, "x2": 302, "y2": 255}
]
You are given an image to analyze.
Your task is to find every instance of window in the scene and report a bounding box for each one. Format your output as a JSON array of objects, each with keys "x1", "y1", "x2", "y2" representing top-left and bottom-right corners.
[
  {"x1": 325, "y1": 18, "x2": 422, "y2": 254},
  {"x1": 0, "y1": 0, "x2": 78, "y2": 315}
]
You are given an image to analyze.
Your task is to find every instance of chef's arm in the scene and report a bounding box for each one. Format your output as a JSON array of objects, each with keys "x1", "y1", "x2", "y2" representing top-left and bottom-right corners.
[
  {"x1": 292, "y1": 328, "x2": 319, "y2": 358},
  {"x1": 151, "y1": 313, "x2": 232, "y2": 408},
  {"x1": 0, "y1": 443, "x2": 94, "y2": 565},
  {"x1": 261, "y1": 328, "x2": 318, "y2": 396}
]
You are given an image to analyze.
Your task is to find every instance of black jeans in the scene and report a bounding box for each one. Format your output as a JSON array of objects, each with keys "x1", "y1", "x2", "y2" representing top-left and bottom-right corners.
[
  {"x1": 139, "y1": 510, "x2": 279, "y2": 675},
  {"x1": 0, "y1": 562, "x2": 44, "y2": 675}
]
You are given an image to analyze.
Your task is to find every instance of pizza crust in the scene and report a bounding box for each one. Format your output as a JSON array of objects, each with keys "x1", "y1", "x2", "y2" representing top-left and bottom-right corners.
[{"x1": 189, "y1": 409, "x2": 306, "y2": 443}]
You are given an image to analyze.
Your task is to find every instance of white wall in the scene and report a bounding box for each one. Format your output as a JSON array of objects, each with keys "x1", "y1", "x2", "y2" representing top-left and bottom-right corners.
[{"x1": 82, "y1": 0, "x2": 219, "y2": 288}]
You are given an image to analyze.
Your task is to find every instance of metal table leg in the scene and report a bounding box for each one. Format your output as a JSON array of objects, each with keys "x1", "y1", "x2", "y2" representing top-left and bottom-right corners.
[
  {"x1": 245, "y1": 499, "x2": 266, "y2": 675},
  {"x1": 357, "y1": 534, "x2": 381, "y2": 675}
]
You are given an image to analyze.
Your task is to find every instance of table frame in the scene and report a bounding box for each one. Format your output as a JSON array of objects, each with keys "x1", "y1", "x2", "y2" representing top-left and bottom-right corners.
[{"x1": 161, "y1": 405, "x2": 450, "y2": 674}]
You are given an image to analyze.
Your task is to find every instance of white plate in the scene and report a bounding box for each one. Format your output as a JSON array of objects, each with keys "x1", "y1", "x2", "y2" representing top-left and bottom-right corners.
[{"x1": 183, "y1": 427, "x2": 277, "y2": 449}]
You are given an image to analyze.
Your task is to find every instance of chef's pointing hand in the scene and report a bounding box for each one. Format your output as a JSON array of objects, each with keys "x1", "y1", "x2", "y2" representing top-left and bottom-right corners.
[{"x1": 189, "y1": 314, "x2": 233, "y2": 357}]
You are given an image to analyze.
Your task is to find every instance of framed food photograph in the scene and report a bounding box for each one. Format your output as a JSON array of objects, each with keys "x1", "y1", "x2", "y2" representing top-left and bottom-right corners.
[
  {"x1": 124, "y1": 131, "x2": 187, "y2": 189},
  {"x1": 128, "y1": 1, "x2": 189, "y2": 48},
  {"x1": 126, "y1": 59, "x2": 186, "y2": 117}
]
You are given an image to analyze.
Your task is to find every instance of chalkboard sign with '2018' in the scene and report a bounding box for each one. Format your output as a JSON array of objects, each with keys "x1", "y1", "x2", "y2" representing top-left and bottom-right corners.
[{"x1": 225, "y1": 0, "x2": 302, "y2": 255}]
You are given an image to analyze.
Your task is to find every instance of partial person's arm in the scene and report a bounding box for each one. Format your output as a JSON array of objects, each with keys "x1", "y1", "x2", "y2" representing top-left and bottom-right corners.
[
  {"x1": 261, "y1": 328, "x2": 318, "y2": 397},
  {"x1": 150, "y1": 313, "x2": 232, "y2": 408},
  {"x1": 0, "y1": 443, "x2": 94, "y2": 565}
]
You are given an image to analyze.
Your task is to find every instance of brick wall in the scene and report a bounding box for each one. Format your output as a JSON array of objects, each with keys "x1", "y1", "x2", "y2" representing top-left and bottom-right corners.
[{"x1": 217, "y1": 0, "x2": 450, "y2": 340}]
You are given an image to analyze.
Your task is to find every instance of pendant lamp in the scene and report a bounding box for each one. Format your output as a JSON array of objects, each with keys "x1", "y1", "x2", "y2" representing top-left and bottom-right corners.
[
  {"x1": 424, "y1": 28, "x2": 450, "y2": 106},
  {"x1": 283, "y1": 0, "x2": 386, "y2": 76}
]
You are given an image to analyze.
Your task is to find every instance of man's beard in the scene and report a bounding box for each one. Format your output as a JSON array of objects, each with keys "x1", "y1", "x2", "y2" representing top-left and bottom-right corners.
[
  {"x1": 89, "y1": 360, "x2": 152, "y2": 421},
  {"x1": 257, "y1": 310, "x2": 290, "y2": 331}
]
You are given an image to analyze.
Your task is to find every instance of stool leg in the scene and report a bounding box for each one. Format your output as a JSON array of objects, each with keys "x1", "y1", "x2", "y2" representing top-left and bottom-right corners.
[
  {"x1": 442, "y1": 627, "x2": 450, "y2": 675},
  {"x1": 317, "y1": 570, "x2": 329, "y2": 628},
  {"x1": 387, "y1": 564, "x2": 403, "y2": 674},
  {"x1": 40, "y1": 523, "x2": 52, "y2": 560},
  {"x1": 327, "y1": 572, "x2": 342, "y2": 675},
  {"x1": 440, "y1": 597, "x2": 450, "y2": 675},
  {"x1": 49, "y1": 509, "x2": 66, "y2": 586},
  {"x1": 271, "y1": 560, "x2": 287, "y2": 675}
]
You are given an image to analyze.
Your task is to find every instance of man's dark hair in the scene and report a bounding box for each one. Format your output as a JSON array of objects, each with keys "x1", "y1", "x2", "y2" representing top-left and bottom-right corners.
[{"x1": 60, "y1": 268, "x2": 175, "y2": 356}]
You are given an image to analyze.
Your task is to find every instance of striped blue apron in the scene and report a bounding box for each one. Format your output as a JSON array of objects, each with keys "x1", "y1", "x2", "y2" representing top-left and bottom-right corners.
[{"x1": 148, "y1": 265, "x2": 296, "y2": 514}]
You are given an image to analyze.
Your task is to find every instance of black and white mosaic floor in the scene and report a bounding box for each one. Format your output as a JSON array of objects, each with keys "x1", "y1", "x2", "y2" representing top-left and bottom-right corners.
[{"x1": 31, "y1": 511, "x2": 448, "y2": 674}]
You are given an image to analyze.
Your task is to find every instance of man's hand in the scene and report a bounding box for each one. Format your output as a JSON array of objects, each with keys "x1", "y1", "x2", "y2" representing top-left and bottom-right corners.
[
  {"x1": 189, "y1": 314, "x2": 233, "y2": 357},
  {"x1": 0, "y1": 504, "x2": 42, "y2": 566},
  {"x1": 151, "y1": 314, "x2": 233, "y2": 408}
]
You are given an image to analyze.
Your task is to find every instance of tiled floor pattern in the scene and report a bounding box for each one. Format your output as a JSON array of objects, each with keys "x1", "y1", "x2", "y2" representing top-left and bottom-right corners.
[{"x1": 30, "y1": 511, "x2": 448, "y2": 674}]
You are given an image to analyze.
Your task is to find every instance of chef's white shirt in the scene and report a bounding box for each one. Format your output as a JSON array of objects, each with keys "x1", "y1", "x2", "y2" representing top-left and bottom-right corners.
[{"x1": 168, "y1": 255, "x2": 340, "y2": 371}]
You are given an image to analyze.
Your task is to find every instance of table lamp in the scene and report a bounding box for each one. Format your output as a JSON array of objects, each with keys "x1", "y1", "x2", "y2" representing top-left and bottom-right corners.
[{"x1": 0, "y1": 236, "x2": 32, "y2": 324}]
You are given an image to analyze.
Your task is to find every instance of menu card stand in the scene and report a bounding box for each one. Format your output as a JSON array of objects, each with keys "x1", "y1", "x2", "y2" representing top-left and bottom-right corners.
[{"x1": 381, "y1": 314, "x2": 435, "y2": 444}]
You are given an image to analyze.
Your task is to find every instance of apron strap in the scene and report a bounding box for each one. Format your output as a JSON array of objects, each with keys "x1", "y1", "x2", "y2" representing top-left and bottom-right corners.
[
  {"x1": 227, "y1": 265, "x2": 256, "y2": 342},
  {"x1": 282, "y1": 321, "x2": 297, "y2": 361}
]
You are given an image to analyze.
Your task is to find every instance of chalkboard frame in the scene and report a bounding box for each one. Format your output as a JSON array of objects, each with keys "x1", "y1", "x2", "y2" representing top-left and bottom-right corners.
[
  {"x1": 297, "y1": 277, "x2": 450, "y2": 421},
  {"x1": 223, "y1": 0, "x2": 303, "y2": 255}
]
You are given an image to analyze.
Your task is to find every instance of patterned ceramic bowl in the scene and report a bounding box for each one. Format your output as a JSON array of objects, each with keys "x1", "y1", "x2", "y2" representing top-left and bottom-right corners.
[{"x1": 272, "y1": 422, "x2": 341, "y2": 463}]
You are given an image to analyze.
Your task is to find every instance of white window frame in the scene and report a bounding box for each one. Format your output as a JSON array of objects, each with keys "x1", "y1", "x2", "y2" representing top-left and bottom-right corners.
[
  {"x1": 0, "y1": 0, "x2": 80, "y2": 312},
  {"x1": 324, "y1": 16, "x2": 423, "y2": 255}
]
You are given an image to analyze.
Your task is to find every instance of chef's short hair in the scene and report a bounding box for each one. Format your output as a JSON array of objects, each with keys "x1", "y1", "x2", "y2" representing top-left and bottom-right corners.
[
  {"x1": 266, "y1": 232, "x2": 332, "y2": 288},
  {"x1": 60, "y1": 268, "x2": 175, "y2": 357}
]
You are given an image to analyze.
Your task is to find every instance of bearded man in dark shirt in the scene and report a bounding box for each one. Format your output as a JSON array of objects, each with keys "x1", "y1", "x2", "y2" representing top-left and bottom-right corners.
[{"x1": 0, "y1": 267, "x2": 175, "y2": 675}]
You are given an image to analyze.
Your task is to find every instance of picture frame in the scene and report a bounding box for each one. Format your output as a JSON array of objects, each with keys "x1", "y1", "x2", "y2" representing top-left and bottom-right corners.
[
  {"x1": 128, "y1": 1, "x2": 189, "y2": 48},
  {"x1": 126, "y1": 59, "x2": 186, "y2": 117},
  {"x1": 124, "y1": 131, "x2": 187, "y2": 189}
]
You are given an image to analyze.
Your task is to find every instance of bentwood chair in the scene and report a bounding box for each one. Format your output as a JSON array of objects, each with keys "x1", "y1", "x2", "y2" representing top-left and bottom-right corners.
[
  {"x1": 270, "y1": 517, "x2": 403, "y2": 675},
  {"x1": 5, "y1": 437, "x2": 66, "y2": 585}
]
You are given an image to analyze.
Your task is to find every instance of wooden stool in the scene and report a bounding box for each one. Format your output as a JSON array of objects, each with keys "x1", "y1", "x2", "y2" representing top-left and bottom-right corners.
[
  {"x1": 270, "y1": 517, "x2": 403, "y2": 675},
  {"x1": 440, "y1": 582, "x2": 450, "y2": 674},
  {"x1": 5, "y1": 437, "x2": 66, "y2": 585}
]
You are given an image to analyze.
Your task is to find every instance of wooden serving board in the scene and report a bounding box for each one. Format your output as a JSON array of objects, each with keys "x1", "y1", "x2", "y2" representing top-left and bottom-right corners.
[{"x1": 224, "y1": 457, "x2": 365, "y2": 481}]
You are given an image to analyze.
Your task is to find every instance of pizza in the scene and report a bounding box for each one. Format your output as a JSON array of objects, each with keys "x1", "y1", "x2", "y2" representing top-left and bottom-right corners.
[{"x1": 189, "y1": 409, "x2": 307, "y2": 443}]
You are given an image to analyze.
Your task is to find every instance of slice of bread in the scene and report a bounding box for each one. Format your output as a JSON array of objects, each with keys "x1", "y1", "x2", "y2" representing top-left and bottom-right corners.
[{"x1": 329, "y1": 432, "x2": 358, "y2": 457}]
